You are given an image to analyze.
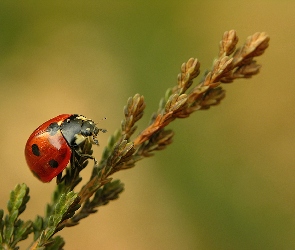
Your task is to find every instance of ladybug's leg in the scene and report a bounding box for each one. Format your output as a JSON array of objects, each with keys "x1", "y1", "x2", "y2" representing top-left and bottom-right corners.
[
  {"x1": 72, "y1": 147, "x2": 98, "y2": 166},
  {"x1": 79, "y1": 153, "x2": 98, "y2": 165},
  {"x1": 56, "y1": 172, "x2": 62, "y2": 184},
  {"x1": 70, "y1": 148, "x2": 77, "y2": 170}
]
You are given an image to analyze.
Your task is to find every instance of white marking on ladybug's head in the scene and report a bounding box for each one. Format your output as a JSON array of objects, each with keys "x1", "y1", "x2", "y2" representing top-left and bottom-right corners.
[
  {"x1": 76, "y1": 115, "x2": 88, "y2": 121},
  {"x1": 74, "y1": 134, "x2": 87, "y2": 145}
]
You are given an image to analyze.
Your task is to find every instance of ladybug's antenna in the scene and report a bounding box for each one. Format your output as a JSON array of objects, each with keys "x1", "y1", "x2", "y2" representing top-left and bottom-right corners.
[
  {"x1": 96, "y1": 117, "x2": 107, "y2": 133},
  {"x1": 95, "y1": 117, "x2": 107, "y2": 125}
]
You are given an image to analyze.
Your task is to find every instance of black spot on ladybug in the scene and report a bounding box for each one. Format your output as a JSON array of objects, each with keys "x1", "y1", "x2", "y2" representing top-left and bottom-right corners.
[
  {"x1": 49, "y1": 159, "x2": 59, "y2": 168},
  {"x1": 31, "y1": 144, "x2": 40, "y2": 156},
  {"x1": 46, "y1": 122, "x2": 60, "y2": 136}
]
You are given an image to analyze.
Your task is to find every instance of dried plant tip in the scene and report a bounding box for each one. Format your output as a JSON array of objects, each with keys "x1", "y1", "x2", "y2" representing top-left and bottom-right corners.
[
  {"x1": 182, "y1": 85, "x2": 210, "y2": 113},
  {"x1": 209, "y1": 56, "x2": 233, "y2": 84},
  {"x1": 219, "y1": 30, "x2": 239, "y2": 56},
  {"x1": 233, "y1": 61, "x2": 261, "y2": 78},
  {"x1": 233, "y1": 32, "x2": 270, "y2": 66},
  {"x1": 156, "y1": 129, "x2": 174, "y2": 149},
  {"x1": 122, "y1": 94, "x2": 145, "y2": 139},
  {"x1": 171, "y1": 94, "x2": 187, "y2": 112},
  {"x1": 116, "y1": 140, "x2": 133, "y2": 156},
  {"x1": 177, "y1": 58, "x2": 200, "y2": 93},
  {"x1": 200, "y1": 87, "x2": 226, "y2": 109},
  {"x1": 247, "y1": 32, "x2": 270, "y2": 57},
  {"x1": 165, "y1": 94, "x2": 187, "y2": 113},
  {"x1": 124, "y1": 94, "x2": 145, "y2": 122},
  {"x1": 134, "y1": 114, "x2": 166, "y2": 146},
  {"x1": 106, "y1": 140, "x2": 135, "y2": 171},
  {"x1": 133, "y1": 129, "x2": 174, "y2": 160},
  {"x1": 186, "y1": 58, "x2": 200, "y2": 77}
]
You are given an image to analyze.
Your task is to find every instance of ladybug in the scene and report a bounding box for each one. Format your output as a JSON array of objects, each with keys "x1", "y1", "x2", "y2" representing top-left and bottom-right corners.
[{"x1": 25, "y1": 114, "x2": 102, "y2": 182}]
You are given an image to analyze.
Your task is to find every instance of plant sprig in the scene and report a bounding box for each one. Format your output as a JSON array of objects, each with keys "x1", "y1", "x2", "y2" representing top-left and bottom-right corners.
[
  {"x1": 0, "y1": 30, "x2": 269, "y2": 249},
  {"x1": 0, "y1": 184, "x2": 32, "y2": 250},
  {"x1": 133, "y1": 30, "x2": 269, "y2": 145}
]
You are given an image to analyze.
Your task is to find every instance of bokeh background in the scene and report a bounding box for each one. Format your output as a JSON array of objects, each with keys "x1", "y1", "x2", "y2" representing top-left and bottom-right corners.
[{"x1": 0, "y1": 1, "x2": 294, "y2": 249}]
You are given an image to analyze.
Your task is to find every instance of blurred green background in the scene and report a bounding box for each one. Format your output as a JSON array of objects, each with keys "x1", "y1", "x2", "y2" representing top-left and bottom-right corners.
[{"x1": 0, "y1": 1, "x2": 294, "y2": 249}]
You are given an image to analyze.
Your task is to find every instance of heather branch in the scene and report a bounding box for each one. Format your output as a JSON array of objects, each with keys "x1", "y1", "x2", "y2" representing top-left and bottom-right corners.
[
  {"x1": 76, "y1": 96, "x2": 143, "y2": 205},
  {"x1": 121, "y1": 94, "x2": 145, "y2": 140},
  {"x1": 219, "y1": 30, "x2": 239, "y2": 57},
  {"x1": 78, "y1": 139, "x2": 135, "y2": 203},
  {"x1": 233, "y1": 32, "x2": 270, "y2": 67},
  {"x1": 0, "y1": 184, "x2": 32, "y2": 249},
  {"x1": 134, "y1": 30, "x2": 269, "y2": 145},
  {"x1": 175, "y1": 58, "x2": 201, "y2": 94},
  {"x1": 6, "y1": 30, "x2": 269, "y2": 249},
  {"x1": 77, "y1": 30, "x2": 269, "y2": 228}
]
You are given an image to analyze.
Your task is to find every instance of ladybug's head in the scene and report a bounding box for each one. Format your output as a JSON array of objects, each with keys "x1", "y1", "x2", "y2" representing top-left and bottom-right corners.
[
  {"x1": 80, "y1": 118, "x2": 101, "y2": 145},
  {"x1": 60, "y1": 114, "x2": 102, "y2": 147}
]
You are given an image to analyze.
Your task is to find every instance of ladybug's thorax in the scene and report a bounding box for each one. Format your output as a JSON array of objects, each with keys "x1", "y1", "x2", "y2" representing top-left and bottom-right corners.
[{"x1": 60, "y1": 114, "x2": 98, "y2": 147}]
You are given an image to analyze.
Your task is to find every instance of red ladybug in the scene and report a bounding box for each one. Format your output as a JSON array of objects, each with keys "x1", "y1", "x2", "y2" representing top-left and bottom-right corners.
[{"x1": 25, "y1": 114, "x2": 101, "y2": 182}]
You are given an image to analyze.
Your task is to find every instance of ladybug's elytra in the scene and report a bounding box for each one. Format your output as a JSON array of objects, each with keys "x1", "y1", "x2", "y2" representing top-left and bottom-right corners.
[{"x1": 25, "y1": 114, "x2": 101, "y2": 182}]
